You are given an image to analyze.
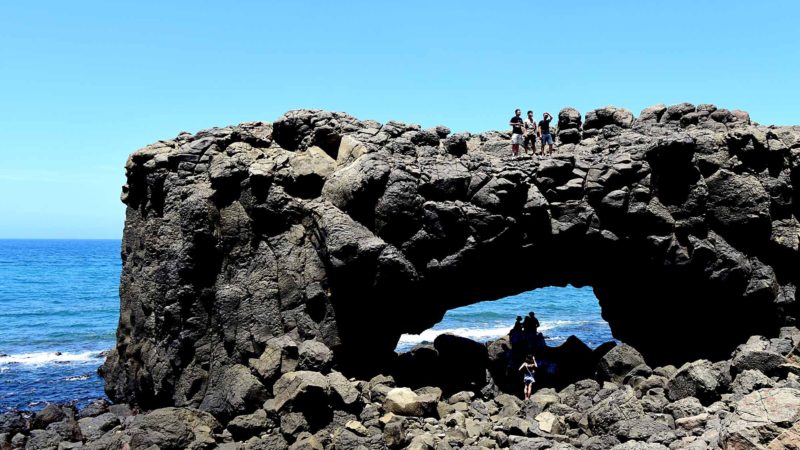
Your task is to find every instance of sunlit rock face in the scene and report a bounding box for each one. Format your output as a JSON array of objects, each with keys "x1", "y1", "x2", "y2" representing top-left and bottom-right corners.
[{"x1": 102, "y1": 104, "x2": 800, "y2": 411}]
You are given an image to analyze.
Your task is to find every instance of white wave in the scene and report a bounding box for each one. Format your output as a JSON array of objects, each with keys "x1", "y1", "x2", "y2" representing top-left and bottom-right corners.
[
  {"x1": 398, "y1": 325, "x2": 511, "y2": 346},
  {"x1": 64, "y1": 374, "x2": 92, "y2": 381},
  {"x1": 0, "y1": 351, "x2": 103, "y2": 366},
  {"x1": 397, "y1": 320, "x2": 606, "y2": 347}
]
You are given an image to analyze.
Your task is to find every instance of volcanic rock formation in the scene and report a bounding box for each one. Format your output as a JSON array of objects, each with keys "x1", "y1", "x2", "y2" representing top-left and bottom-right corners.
[{"x1": 102, "y1": 104, "x2": 800, "y2": 415}]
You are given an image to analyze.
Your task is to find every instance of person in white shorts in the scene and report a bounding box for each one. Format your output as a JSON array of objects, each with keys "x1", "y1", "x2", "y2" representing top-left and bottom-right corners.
[
  {"x1": 509, "y1": 109, "x2": 524, "y2": 157},
  {"x1": 524, "y1": 110, "x2": 537, "y2": 154}
]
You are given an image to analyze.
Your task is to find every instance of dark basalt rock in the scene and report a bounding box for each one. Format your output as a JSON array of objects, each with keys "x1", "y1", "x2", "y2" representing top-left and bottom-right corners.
[{"x1": 103, "y1": 104, "x2": 800, "y2": 418}]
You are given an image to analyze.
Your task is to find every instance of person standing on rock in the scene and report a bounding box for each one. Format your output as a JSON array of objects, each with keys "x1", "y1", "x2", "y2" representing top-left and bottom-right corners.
[
  {"x1": 519, "y1": 354, "x2": 538, "y2": 400},
  {"x1": 509, "y1": 109, "x2": 524, "y2": 157},
  {"x1": 538, "y1": 112, "x2": 555, "y2": 156},
  {"x1": 523, "y1": 110, "x2": 538, "y2": 154}
]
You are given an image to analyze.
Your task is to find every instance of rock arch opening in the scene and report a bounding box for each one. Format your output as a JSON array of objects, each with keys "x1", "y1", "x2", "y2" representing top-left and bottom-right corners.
[
  {"x1": 388, "y1": 285, "x2": 615, "y2": 395},
  {"x1": 395, "y1": 285, "x2": 613, "y2": 353}
]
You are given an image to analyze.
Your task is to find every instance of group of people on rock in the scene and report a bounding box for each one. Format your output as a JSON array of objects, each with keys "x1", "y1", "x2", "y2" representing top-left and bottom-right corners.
[
  {"x1": 509, "y1": 109, "x2": 556, "y2": 157},
  {"x1": 509, "y1": 311, "x2": 544, "y2": 399}
]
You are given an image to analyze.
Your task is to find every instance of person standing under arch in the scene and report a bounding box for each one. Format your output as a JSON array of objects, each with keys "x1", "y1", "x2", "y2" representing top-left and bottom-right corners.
[{"x1": 519, "y1": 354, "x2": 538, "y2": 400}]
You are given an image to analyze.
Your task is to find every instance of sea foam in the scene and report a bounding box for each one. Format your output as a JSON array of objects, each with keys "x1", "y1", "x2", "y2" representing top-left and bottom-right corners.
[
  {"x1": 0, "y1": 351, "x2": 102, "y2": 366},
  {"x1": 396, "y1": 320, "x2": 607, "y2": 349}
]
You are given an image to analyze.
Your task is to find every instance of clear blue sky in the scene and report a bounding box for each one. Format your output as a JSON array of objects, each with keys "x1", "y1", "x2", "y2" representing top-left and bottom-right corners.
[{"x1": 2, "y1": 1, "x2": 799, "y2": 238}]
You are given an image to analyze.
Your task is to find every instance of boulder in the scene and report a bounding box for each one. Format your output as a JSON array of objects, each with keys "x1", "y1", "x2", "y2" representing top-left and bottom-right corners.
[
  {"x1": 667, "y1": 360, "x2": 730, "y2": 404},
  {"x1": 611, "y1": 417, "x2": 672, "y2": 442},
  {"x1": 383, "y1": 388, "x2": 438, "y2": 417},
  {"x1": 24, "y1": 429, "x2": 63, "y2": 450},
  {"x1": 269, "y1": 371, "x2": 330, "y2": 413},
  {"x1": 639, "y1": 104, "x2": 667, "y2": 123},
  {"x1": 731, "y1": 369, "x2": 776, "y2": 399},
  {"x1": 721, "y1": 387, "x2": 800, "y2": 449},
  {"x1": 433, "y1": 334, "x2": 488, "y2": 393},
  {"x1": 732, "y1": 348, "x2": 785, "y2": 377},
  {"x1": 584, "y1": 106, "x2": 634, "y2": 130},
  {"x1": 327, "y1": 371, "x2": 361, "y2": 408},
  {"x1": 587, "y1": 386, "x2": 644, "y2": 434},
  {"x1": 77, "y1": 413, "x2": 119, "y2": 442},
  {"x1": 664, "y1": 397, "x2": 705, "y2": 420},
  {"x1": 78, "y1": 399, "x2": 110, "y2": 419},
  {"x1": 31, "y1": 404, "x2": 69, "y2": 430},
  {"x1": 297, "y1": 340, "x2": 334, "y2": 372},
  {"x1": 443, "y1": 133, "x2": 470, "y2": 156},
  {"x1": 661, "y1": 103, "x2": 696, "y2": 123},
  {"x1": 125, "y1": 407, "x2": 221, "y2": 450},
  {"x1": 227, "y1": 409, "x2": 272, "y2": 440},
  {"x1": 0, "y1": 412, "x2": 27, "y2": 436},
  {"x1": 596, "y1": 344, "x2": 646, "y2": 383}
]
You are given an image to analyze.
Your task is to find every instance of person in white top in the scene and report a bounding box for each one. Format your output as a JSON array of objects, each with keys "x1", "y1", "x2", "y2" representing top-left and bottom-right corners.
[{"x1": 523, "y1": 111, "x2": 537, "y2": 155}]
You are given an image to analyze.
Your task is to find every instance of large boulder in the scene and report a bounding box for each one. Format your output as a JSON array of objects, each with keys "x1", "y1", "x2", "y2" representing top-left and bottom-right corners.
[
  {"x1": 731, "y1": 336, "x2": 786, "y2": 376},
  {"x1": 587, "y1": 386, "x2": 645, "y2": 434},
  {"x1": 125, "y1": 407, "x2": 221, "y2": 450},
  {"x1": 721, "y1": 387, "x2": 800, "y2": 449},
  {"x1": 268, "y1": 371, "x2": 330, "y2": 413},
  {"x1": 433, "y1": 334, "x2": 489, "y2": 393},
  {"x1": 596, "y1": 344, "x2": 646, "y2": 383},
  {"x1": 297, "y1": 340, "x2": 334, "y2": 372},
  {"x1": 667, "y1": 360, "x2": 731, "y2": 404},
  {"x1": 584, "y1": 106, "x2": 634, "y2": 130},
  {"x1": 383, "y1": 387, "x2": 439, "y2": 417}
]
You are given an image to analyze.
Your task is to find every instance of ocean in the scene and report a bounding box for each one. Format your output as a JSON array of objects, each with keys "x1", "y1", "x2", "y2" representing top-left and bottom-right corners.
[{"x1": 0, "y1": 240, "x2": 614, "y2": 412}]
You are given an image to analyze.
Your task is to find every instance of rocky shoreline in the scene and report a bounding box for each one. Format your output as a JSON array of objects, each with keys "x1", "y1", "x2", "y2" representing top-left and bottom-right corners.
[{"x1": 2, "y1": 328, "x2": 799, "y2": 449}]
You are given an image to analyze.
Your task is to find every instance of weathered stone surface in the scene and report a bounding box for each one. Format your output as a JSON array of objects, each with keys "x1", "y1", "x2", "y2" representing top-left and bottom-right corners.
[
  {"x1": 721, "y1": 388, "x2": 800, "y2": 449},
  {"x1": 596, "y1": 344, "x2": 646, "y2": 383},
  {"x1": 667, "y1": 360, "x2": 730, "y2": 404},
  {"x1": 269, "y1": 371, "x2": 330, "y2": 413},
  {"x1": 587, "y1": 386, "x2": 644, "y2": 434},
  {"x1": 103, "y1": 106, "x2": 800, "y2": 413},
  {"x1": 383, "y1": 387, "x2": 438, "y2": 417},
  {"x1": 125, "y1": 407, "x2": 220, "y2": 450}
]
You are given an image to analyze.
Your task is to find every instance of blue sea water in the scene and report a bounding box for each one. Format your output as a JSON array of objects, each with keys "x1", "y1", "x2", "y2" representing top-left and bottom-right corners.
[
  {"x1": 0, "y1": 239, "x2": 615, "y2": 411},
  {"x1": 0, "y1": 240, "x2": 120, "y2": 412}
]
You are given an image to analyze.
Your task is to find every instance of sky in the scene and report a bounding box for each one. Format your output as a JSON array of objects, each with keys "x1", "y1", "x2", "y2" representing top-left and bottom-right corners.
[{"x1": 1, "y1": 1, "x2": 799, "y2": 239}]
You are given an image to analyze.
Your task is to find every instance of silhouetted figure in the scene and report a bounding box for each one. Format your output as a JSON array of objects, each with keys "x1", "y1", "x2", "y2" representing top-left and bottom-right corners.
[
  {"x1": 527, "y1": 312, "x2": 540, "y2": 333},
  {"x1": 509, "y1": 316, "x2": 525, "y2": 370}
]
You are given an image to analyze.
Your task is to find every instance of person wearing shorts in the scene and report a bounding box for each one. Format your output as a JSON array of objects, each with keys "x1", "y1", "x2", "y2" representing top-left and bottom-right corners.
[
  {"x1": 519, "y1": 354, "x2": 538, "y2": 400},
  {"x1": 523, "y1": 110, "x2": 537, "y2": 154},
  {"x1": 538, "y1": 112, "x2": 554, "y2": 156},
  {"x1": 509, "y1": 109, "x2": 524, "y2": 157}
]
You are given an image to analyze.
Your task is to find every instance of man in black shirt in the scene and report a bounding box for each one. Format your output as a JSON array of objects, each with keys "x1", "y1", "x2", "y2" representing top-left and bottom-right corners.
[
  {"x1": 538, "y1": 112, "x2": 554, "y2": 156},
  {"x1": 509, "y1": 109, "x2": 524, "y2": 157}
]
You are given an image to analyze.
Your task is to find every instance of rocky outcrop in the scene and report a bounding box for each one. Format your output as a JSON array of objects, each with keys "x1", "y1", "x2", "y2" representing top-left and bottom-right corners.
[
  {"x1": 103, "y1": 105, "x2": 800, "y2": 420},
  {"x1": 7, "y1": 328, "x2": 800, "y2": 449}
]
